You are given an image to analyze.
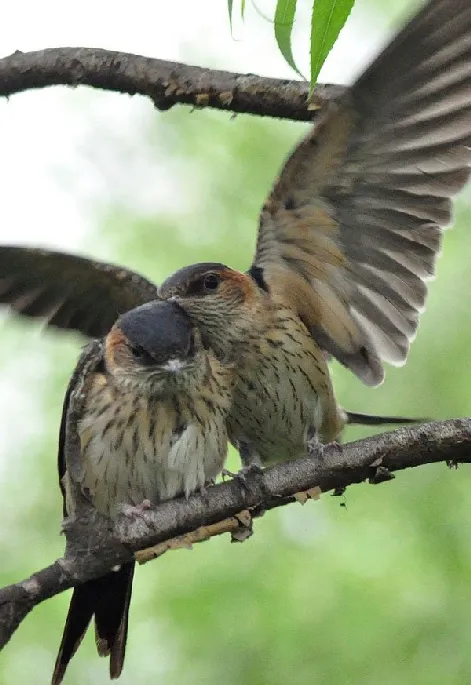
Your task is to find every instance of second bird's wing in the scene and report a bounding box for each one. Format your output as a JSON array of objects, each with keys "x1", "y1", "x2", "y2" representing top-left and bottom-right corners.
[
  {"x1": 0, "y1": 246, "x2": 159, "y2": 339},
  {"x1": 252, "y1": 0, "x2": 471, "y2": 386}
]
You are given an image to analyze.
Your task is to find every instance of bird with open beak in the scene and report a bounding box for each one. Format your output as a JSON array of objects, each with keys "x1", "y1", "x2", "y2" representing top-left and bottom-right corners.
[
  {"x1": 0, "y1": 0, "x2": 470, "y2": 467},
  {"x1": 52, "y1": 299, "x2": 234, "y2": 684}
]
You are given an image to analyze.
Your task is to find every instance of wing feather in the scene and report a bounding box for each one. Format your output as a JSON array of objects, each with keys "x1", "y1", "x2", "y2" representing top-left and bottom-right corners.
[
  {"x1": 0, "y1": 246, "x2": 159, "y2": 339},
  {"x1": 253, "y1": 0, "x2": 471, "y2": 384}
]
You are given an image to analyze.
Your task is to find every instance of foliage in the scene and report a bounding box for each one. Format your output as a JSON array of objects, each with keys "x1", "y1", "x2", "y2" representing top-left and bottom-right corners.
[{"x1": 228, "y1": 0, "x2": 355, "y2": 88}]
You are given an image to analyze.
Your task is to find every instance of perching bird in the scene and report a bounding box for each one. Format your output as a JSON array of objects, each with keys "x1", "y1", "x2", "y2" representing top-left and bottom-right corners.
[
  {"x1": 53, "y1": 299, "x2": 234, "y2": 684},
  {"x1": 0, "y1": 0, "x2": 470, "y2": 465}
]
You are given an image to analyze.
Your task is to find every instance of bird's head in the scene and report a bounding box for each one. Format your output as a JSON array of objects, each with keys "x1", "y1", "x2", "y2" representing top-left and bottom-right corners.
[
  {"x1": 158, "y1": 263, "x2": 270, "y2": 360},
  {"x1": 105, "y1": 300, "x2": 205, "y2": 394}
]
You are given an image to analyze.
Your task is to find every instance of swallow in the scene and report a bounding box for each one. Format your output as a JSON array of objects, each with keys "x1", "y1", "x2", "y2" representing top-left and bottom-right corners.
[
  {"x1": 52, "y1": 299, "x2": 234, "y2": 684},
  {"x1": 0, "y1": 0, "x2": 470, "y2": 465}
]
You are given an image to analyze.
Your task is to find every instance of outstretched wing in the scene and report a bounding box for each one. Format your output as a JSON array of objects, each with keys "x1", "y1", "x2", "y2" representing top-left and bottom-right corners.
[
  {"x1": 253, "y1": 0, "x2": 471, "y2": 386},
  {"x1": 0, "y1": 246, "x2": 159, "y2": 339}
]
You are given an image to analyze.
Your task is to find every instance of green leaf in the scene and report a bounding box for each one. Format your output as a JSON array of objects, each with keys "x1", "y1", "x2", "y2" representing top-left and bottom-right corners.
[
  {"x1": 310, "y1": 0, "x2": 355, "y2": 88},
  {"x1": 228, "y1": 0, "x2": 246, "y2": 37},
  {"x1": 228, "y1": 0, "x2": 235, "y2": 35},
  {"x1": 274, "y1": 0, "x2": 305, "y2": 79}
]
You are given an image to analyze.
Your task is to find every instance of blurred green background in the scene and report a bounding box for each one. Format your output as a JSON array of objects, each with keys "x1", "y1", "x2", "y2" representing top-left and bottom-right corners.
[{"x1": 2, "y1": 1, "x2": 471, "y2": 684}]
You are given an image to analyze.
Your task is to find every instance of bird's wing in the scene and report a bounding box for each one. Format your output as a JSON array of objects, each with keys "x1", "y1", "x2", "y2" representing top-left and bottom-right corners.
[
  {"x1": 0, "y1": 246, "x2": 159, "y2": 339},
  {"x1": 54, "y1": 339, "x2": 134, "y2": 685},
  {"x1": 252, "y1": 0, "x2": 471, "y2": 386},
  {"x1": 57, "y1": 338, "x2": 104, "y2": 511}
]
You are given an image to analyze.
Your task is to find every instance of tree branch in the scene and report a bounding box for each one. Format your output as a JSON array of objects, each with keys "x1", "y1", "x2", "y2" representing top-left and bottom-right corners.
[
  {"x1": 0, "y1": 47, "x2": 346, "y2": 120},
  {"x1": 1, "y1": 417, "x2": 470, "y2": 651}
]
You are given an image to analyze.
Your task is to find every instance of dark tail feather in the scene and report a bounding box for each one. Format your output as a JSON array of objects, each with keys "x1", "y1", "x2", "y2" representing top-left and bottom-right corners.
[
  {"x1": 51, "y1": 562, "x2": 135, "y2": 685},
  {"x1": 51, "y1": 583, "x2": 95, "y2": 685},
  {"x1": 95, "y1": 563, "x2": 135, "y2": 680},
  {"x1": 345, "y1": 411, "x2": 428, "y2": 427}
]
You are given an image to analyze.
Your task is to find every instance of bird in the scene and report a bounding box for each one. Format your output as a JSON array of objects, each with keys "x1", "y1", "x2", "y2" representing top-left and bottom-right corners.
[
  {"x1": 52, "y1": 299, "x2": 234, "y2": 685},
  {"x1": 0, "y1": 0, "x2": 470, "y2": 466}
]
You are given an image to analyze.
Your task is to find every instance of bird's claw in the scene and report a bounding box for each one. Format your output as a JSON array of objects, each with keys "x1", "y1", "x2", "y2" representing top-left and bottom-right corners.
[
  {"x1": 119, "y1": 499, "x2": 152, "y2": 519},
  {"x1": 306, "y1": 437, "x2": 325, "y2": 459},
  {"x1": 222, "y1": 463, "x2": 264, "y2": 484}
]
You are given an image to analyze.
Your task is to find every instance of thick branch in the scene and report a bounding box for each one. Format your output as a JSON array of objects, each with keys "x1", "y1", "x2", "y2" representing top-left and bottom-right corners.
[
  {"x1": 1, "y1": 417, "x2": 470, "y2": 650},
  {"x1": 0, "y1": 48, "x2": 346, "y2": 120}
]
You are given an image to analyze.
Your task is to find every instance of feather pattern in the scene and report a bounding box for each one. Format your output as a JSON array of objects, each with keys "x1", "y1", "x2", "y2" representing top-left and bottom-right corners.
[
  {"x1": 0, "y1": 247, "x2": 158, "y2": 339},
  {"x1": 254, "y1": 0, "x2": 471, "y2": 385}
]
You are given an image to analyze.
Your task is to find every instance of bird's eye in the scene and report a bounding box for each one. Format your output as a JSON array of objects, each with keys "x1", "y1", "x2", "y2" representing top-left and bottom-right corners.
[
  {"x1": 130, "y1": 345, "x2": 148, "y2": 361},
  {"x1": 186, "y1": 272, "x2": 222, "y2": 296},
  {"x1": 130, "y1": 345, "x2": 156, "y2": 366},
  {"x1": 203, "y1": 273, "x2": 220, "y2": 291}
]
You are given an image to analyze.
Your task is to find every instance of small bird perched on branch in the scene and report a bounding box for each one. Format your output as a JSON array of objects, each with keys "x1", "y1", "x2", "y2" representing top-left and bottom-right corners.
[
  {"x1": 0, "y1": 0, "x2": 470, "y2": 467},
  {"x1": 52, "y1": 299, "x2": 234, "y2": 684}
]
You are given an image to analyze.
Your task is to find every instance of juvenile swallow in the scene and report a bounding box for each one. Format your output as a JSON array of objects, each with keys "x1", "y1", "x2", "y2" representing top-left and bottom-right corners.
[
  {"x1": 0, "y1": 0, "x2": 470, "y2": 466},
  {"x1": 53, "y1": 299, "x2": 234, "y2": 684}
]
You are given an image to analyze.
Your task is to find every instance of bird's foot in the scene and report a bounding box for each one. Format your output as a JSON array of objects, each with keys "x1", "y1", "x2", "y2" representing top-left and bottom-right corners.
[
  {"x1": 296, "y1": 434, "x2": 329, "y2": 504},
  {"x1": 118, "y1": 499, "x2": 153, "y2": 527},
  {"x1": 222, "y1": 463, "x2": 264, "y2": 484},
  {"x1": 121, "y1": 498, "x2": 152, "y2": 516},
  {"x1": 222, "y1": 463, "x2": 268, "y2": 508},
  {"x1": 306, "y1": 436, "x2": 326, "y2": 460},
  {"x1": 116, "y1": 499, "x2": 155, "y2": 550}
]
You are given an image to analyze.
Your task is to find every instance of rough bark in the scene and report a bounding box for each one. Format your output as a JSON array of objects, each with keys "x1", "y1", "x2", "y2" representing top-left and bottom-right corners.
[{"x1": 0, "y1": 47, "x2": 346, "y2": 120}]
